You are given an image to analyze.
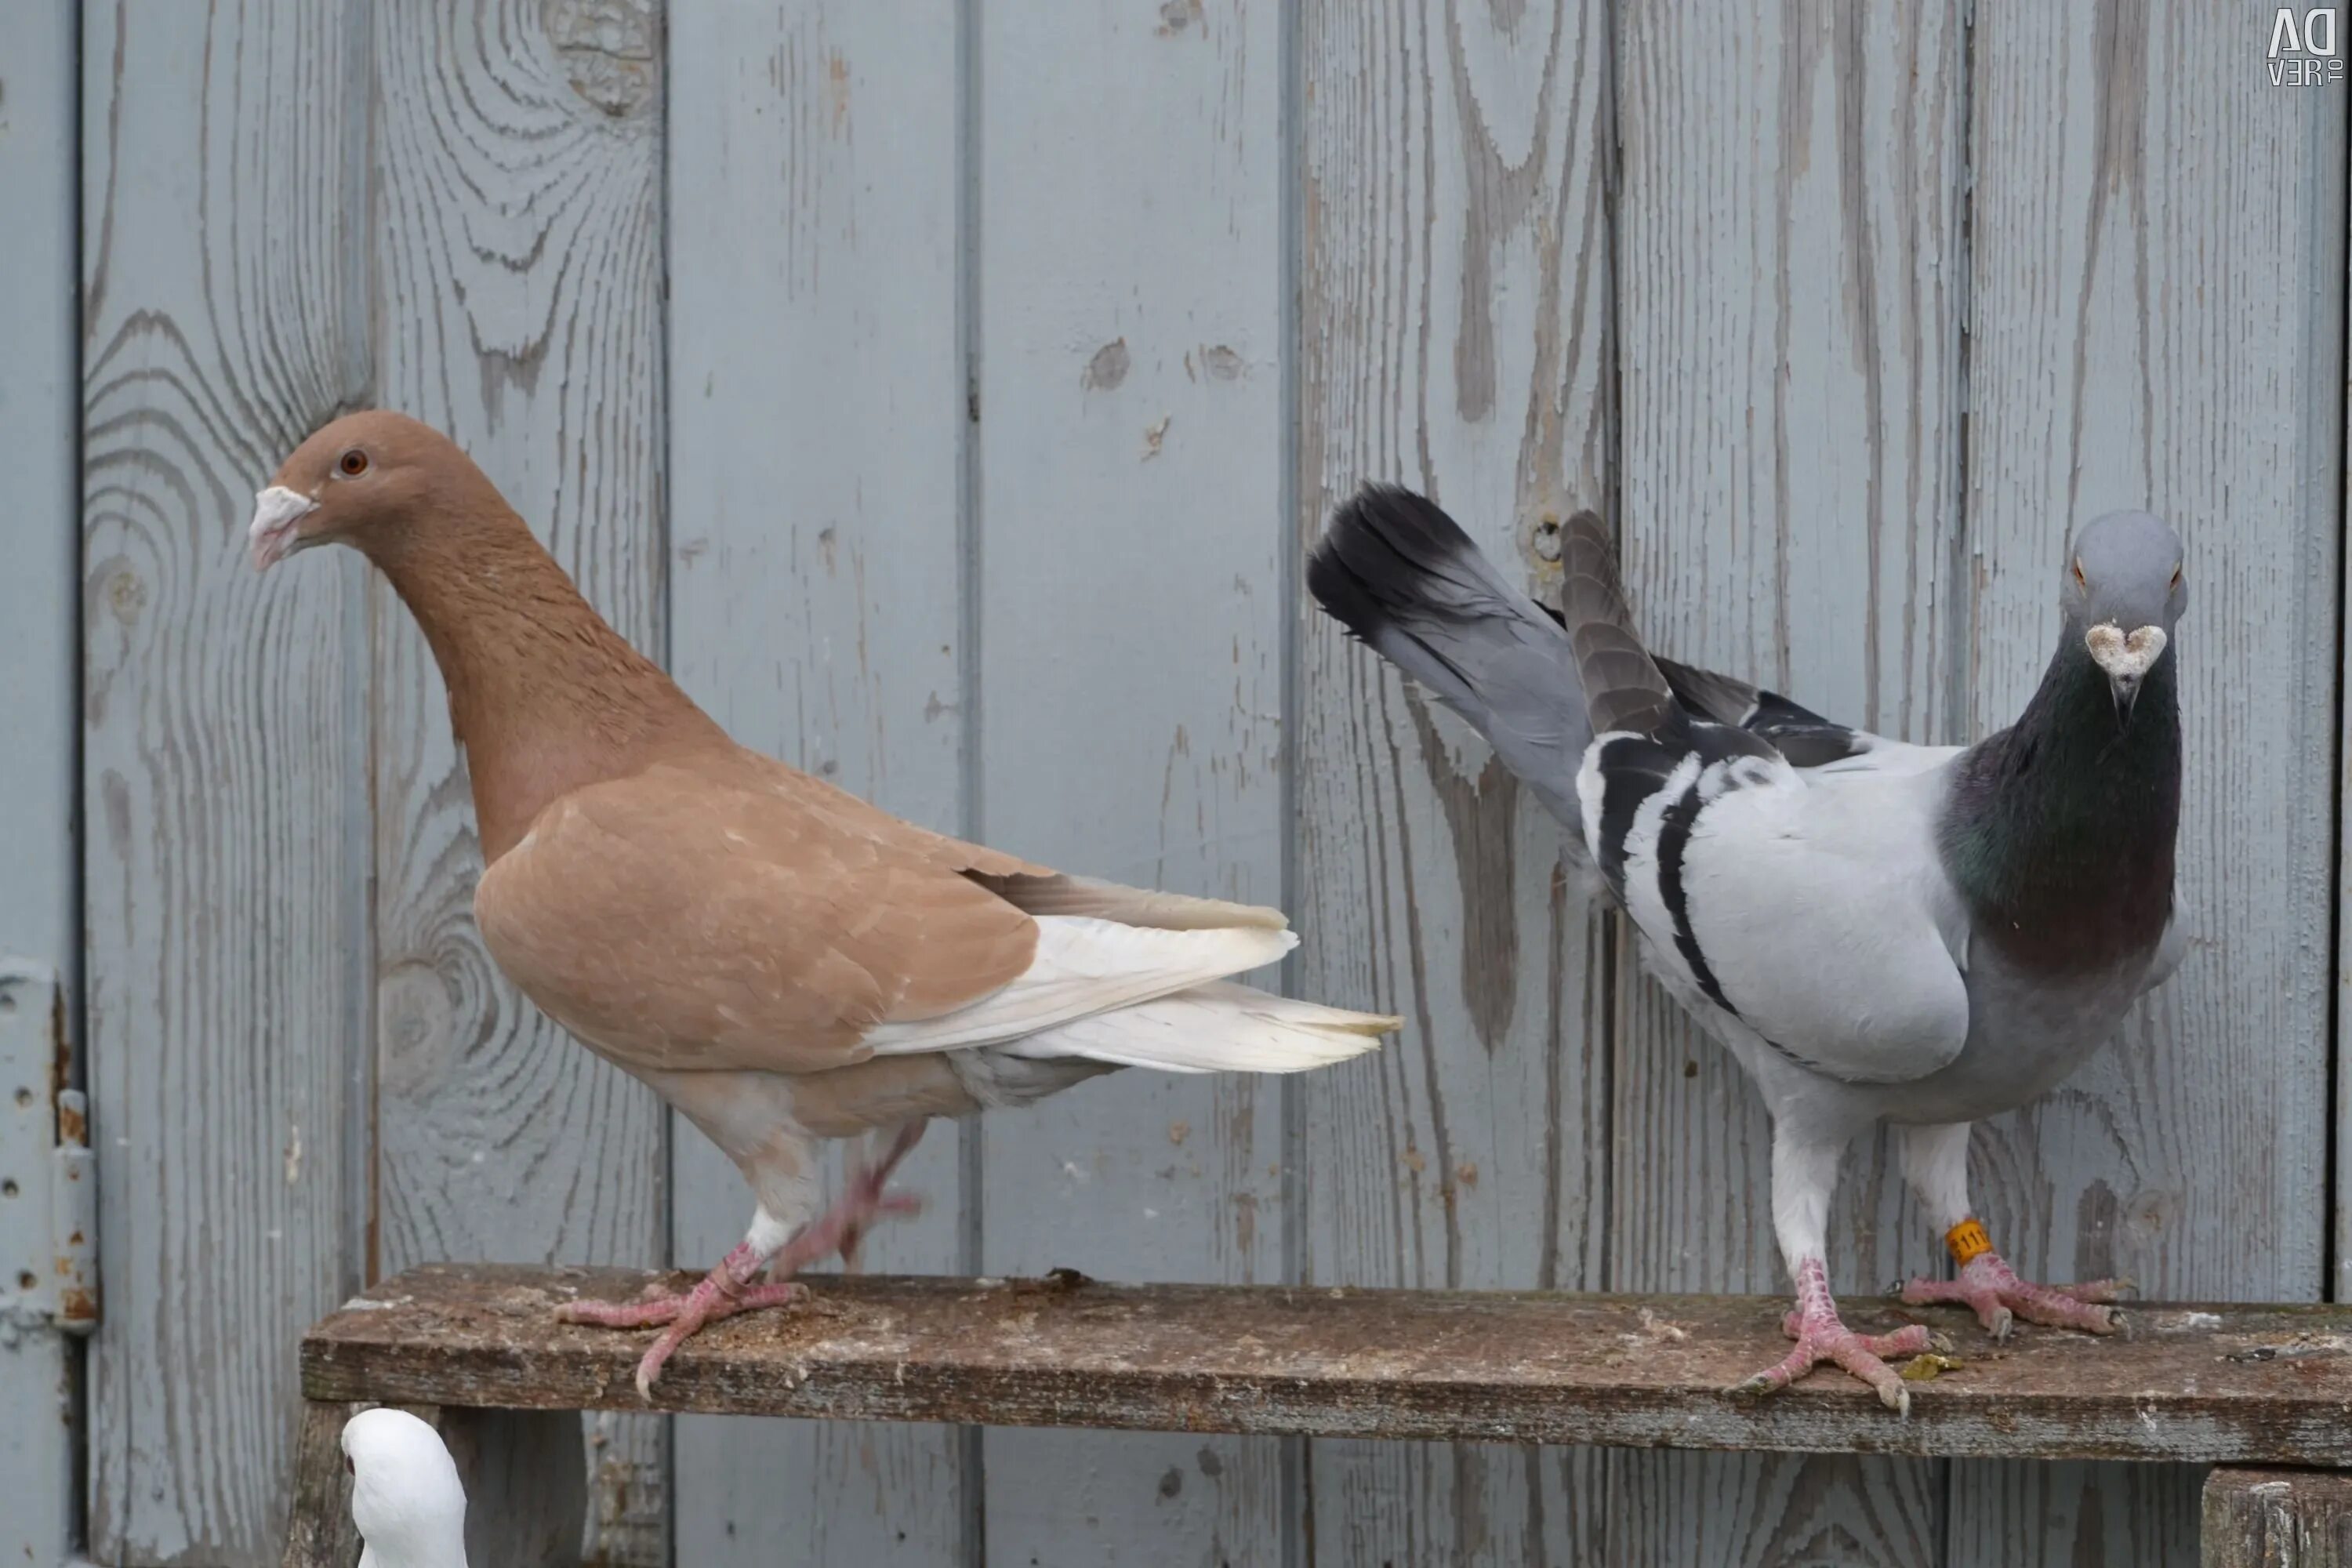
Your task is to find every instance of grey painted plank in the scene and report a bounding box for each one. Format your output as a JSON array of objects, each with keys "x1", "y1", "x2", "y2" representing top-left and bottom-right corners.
[
  {"x1": 80, "y1": 3, "x2": 375, "y2": 1559},
  {"x1": 1952, "y1": 4, "x2": 2347, "y2": 1565},
  {"x1": 0, "y1": 0, "x2": 78, "y2": 976},
  {"x1": 365, "y1": 3, "x2": 670, "y2": 1563},
  {"x1": 666, "y1": 4, "x2": 972, "y2": 1564},
  {"x1": 975, "y1": 1, "x2": 1292, "y2": 1560},
  {"x1": 1609, "y1": 1, "x2": 1969, "y2": 1563},
  {"x1": 0, "y1": 10, "x2": 79, "y2": 1558},
  {"x1": 1293, "y1": 0, "x2": 1615, "y2": 1560}
]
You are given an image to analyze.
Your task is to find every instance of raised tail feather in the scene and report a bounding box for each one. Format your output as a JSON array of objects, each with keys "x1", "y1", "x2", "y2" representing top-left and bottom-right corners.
[
  {"x1": 1307, "y1": 485, "x2": 1679, "y2": 833},
  {"x1": 1557, "y1": 512, "x2": 1675, "y2": 737}
]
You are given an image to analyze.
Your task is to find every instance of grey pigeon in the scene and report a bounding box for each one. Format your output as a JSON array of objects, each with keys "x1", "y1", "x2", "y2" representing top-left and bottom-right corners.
[{"x1": 1308, "y1": 487, "x2": 2186, "y2": 1412}]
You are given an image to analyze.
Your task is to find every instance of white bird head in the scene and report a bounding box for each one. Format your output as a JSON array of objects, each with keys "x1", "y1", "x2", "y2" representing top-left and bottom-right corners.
[{"x1": 342, "y1": 1408, "x2": 470, "y2": 1568}]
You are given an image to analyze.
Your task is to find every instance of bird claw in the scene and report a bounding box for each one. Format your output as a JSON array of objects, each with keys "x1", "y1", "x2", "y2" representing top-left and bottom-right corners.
[
  {"x1": 1730, "y1": 1312, "x2": 1930, "y2": 1414},
  {"x1": 1900, "y1": 1254, "x2": 2126, "y2": 1338}
]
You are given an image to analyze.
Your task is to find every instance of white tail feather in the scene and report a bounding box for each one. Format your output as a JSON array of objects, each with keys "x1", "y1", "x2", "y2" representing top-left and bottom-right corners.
[
  {"x1": 862, "y1": 916, "x2": 1298, "y2": 1056},
  {"x1": 1001, "y1": 982, "x2": 1395, "y2": 1074}
]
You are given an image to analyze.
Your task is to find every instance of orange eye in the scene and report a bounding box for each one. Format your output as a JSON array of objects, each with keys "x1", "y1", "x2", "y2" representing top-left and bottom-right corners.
[
  {"x1": 2169, "y1": 563, "x2": 2183, "y2": 591},
  {"x1": 339, "y1": 448, "x2": 368, "y2": 477},
  {"x1": 2071, "y1": 557, "x2": 2087, "y2": 590}
]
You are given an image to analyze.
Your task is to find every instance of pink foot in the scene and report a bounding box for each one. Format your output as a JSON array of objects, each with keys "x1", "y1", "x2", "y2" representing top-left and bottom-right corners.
[
  {"x1": 1900, "y1": 1251, "x2": 2129, "y2": 1341},
  {"x1": 1726, "y1": 1258, "x2": 1940, "y2": 1414},
  {"x1": 557, "y1": 1240, "x2": 808, "y2": 1399},
  {"x1": 555, "y1": 1123, "x2": 934, "y2": 1400}
]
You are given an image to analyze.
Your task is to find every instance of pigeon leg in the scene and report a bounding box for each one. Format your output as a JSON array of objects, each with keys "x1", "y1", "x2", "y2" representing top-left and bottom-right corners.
[
  {"x1": 1893, "y1": 1123, "x2": 2126, "y2": 1339},
  {"x1": 1728, "y1": 1256, "x2": 1934, "y2": 1413},
  {"x1": 1725, "y1": 1127, "x2": 1933, "y2": 1413},
  {"x1": 555, "y1": 1210, "x2": 809, "y2": 1400},
  {"x1": 557, "y1": 1140, "x2": 930, "y2": 1399},
  {"x1": 833, "y1": 1120, "x2": 930, "y2": 1270}
]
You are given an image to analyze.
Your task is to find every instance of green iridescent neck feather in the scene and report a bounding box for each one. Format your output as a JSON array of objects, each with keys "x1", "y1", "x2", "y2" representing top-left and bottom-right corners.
[{"x1": 1938, "y1": 638, "x2": 2181, "y2": 974}]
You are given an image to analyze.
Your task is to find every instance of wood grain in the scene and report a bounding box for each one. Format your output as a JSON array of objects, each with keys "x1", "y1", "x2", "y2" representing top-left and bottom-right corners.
[
  {"x1": 1957, "y1": 3, "x2": 2346, "y2": 1563},
  {"x1": 665, "y1": 2, "x2": 973, "y2": 1563},
  {"x1": 2202, "y1": 1468, "x2": 2352, "y2": 1568},
  {"x1": 303, "y1": 1265, "x2": 2352, "y2": 1468},
  {"x1": 1610, "y1": 2, "x2": 1969, "y2": 1563},
  {"x1": 363, "y1": 4, "x2": 671, "y2": 1562},
  {"x1": 971, "y1": 2, "x2": 1295, "y2": 1561},
  {"x1": 1294, "y1": 0, "x2": 1615, "y2": 1559},
  {"x1": 279, "y1": 1400, "x2": 371, "y2": 1568},
  {"x1": 0, "y1": 7, "x2": 81, "y2": 1563},
  {"x1": 81, "y1": 3, "x2": 376, "y2": 1558}
]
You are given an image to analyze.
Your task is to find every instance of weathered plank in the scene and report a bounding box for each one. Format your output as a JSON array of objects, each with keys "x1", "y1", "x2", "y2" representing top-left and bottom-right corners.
[
  {"x1": 1610, "y1": 1, "x2": 1969, "y2": 1563},
  {"x1": 363, "y1": 3, "x2": 670, "y2": 1561},
  {"x1": 280, "y1": 1400, "x2": 372, "y2": 1568},
  {"x1": 1957, "y1": 4, "x2": 2347, "y2": 1563},
  {"x1": 665, "y1": 2, "x2": 973, "y2": 1563},
  {"x1": 1294, "y1": 0, "x2": 1615, "y2": 1559},
  {"x1": 303, "y1": 1265, "x2": 2352, "y2": 1468},
  {"x1": 81, "y1": 4, "x2": 375, "y2": 1558},
  {"x1": 2202, "y1": 1469, "x2": 2352, "y2": 1568},
  {"x1": 0, "y1": 7, "x2": 81, "y2": 1563},
  {"x1": 974, "y1": 1, "x2": 1294, "y2": 1559}
]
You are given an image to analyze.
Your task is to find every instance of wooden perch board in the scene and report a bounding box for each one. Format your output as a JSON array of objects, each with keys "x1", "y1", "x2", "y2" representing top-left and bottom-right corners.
[{"x1": 304, "y1": 1266, "x2": 2352, "y2": 1466}]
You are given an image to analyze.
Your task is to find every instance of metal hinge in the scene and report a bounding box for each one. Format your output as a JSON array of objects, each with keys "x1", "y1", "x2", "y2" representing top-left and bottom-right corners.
[{"x1": 0, "y1": 960, "x2": 96, "y2": 1343}]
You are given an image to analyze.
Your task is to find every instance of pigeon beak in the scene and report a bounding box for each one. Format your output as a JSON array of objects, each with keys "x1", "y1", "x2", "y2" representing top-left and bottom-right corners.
[
  {"x1": 248, "y1": 486, "x2": 318, "y2": 572},
  {"x1": 2107, "y1": 673, "x2": 2141, "y2": 727},
  {"x1": 2085, "y1": 622, "x2": 2165, "y2": 730}
]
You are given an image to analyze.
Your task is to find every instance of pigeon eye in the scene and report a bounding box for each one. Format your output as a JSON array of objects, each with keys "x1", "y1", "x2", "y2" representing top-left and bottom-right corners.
[
  {"x1": 2071, "y1": 557, "x2": 2087, "y2": 590},
  {"x1": 338, "y1": 448, "x2": 368, "y2": 477},
  {"x1": 2169, "y1": 562, "x2": 2183, "y2": 592}
]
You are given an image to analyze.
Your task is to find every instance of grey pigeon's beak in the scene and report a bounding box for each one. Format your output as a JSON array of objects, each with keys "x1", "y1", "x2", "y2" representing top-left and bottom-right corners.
[
  {"x1": 2085, "y1": 623, "x2": 2166, "y2": 728},
  {"x1": 248, "y1": 486, "x2": 318, "y2": 572}
]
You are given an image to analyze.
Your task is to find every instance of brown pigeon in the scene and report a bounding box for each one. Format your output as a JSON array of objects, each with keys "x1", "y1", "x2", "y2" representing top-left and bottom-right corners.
[{"x1": 252, "y1": 410, "x2": 1395, "y2": 1396}]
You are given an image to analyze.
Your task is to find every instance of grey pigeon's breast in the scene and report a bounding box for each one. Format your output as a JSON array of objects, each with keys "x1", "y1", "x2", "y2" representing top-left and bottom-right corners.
[{"x1": 1875, "y1": 940, "x2": 2158, "y2": 1124}]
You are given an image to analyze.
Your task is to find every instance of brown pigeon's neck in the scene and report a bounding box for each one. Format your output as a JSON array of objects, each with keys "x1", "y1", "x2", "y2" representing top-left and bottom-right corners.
[{"x1": 370, "y1": 515, "x2": 725, "y2": 863}]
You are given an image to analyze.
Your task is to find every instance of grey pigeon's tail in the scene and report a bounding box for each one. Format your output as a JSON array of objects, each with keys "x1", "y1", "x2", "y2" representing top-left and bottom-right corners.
[
  {"x1": 1308, "y1": 485, "x2": 1671, "y2": 832},
  {"x1": 1557, "y1": 511, "x2": 1676, "y2": 737}
]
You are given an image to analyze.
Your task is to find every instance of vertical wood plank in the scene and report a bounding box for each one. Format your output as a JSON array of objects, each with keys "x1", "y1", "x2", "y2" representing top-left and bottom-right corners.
[
  {"x1": 0, "y1": 9, "x2": 80, "y2": 1557},
  {"x1": 2202, "y1": 1469, "x2": 2352, "y2": 1568},
  {"x1": 367, "y1": 2, "x2": 670, "y2": 1560},
  {"x1": 1294, "y1": 0, "x2": 1613, "y2": 1560},
  {"x1": 666, "y1": 5, "x2": 972, "y2": 1564},
  {"x1": 0, "y1": 0, "x2": 78, "y2": 975},
  {"x1": 1955, "y1": 5, "x2": 2345, "y2": 1564},
  {"x1": 1610, "y1": 2, "x2": 1967, "y2": 1563},
  {"x1": 81, "y1": 4, "x2": 374, "y2": 1559},
  {"x1": 975, "y1": 1, "x2": 1290, "y2": 1559}
]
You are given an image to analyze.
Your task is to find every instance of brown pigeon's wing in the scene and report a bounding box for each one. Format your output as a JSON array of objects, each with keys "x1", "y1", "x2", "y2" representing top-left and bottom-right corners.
[
  {"x1": 725, "y1": 752, "x2": 1294, "y2": 931},
  {"x1": 728, "y1": 753, "x2": 1051, "y2": 881},
  {"x1": 474, "y1": 766, "x2": 1040, "y2": 1077}
]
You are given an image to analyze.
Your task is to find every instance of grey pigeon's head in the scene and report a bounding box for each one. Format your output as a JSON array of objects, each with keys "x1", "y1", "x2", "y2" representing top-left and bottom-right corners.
[{"x1": 2060, "y1": 510, "x2": 2185, "y2": 723}]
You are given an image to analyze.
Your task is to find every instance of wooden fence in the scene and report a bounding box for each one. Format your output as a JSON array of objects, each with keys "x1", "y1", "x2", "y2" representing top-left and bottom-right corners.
[{"x1": 5, "y1": 0, "x2": 2343, "y2": 1563}]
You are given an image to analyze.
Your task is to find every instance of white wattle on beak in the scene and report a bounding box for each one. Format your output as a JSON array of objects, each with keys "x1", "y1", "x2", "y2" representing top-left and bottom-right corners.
[
  {"x1": 249, "y1": 486, "x2": 318, "y2": 571},
  {"x1": 2085, "y1": 622, "x2": 2166, "y2": 724}
]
